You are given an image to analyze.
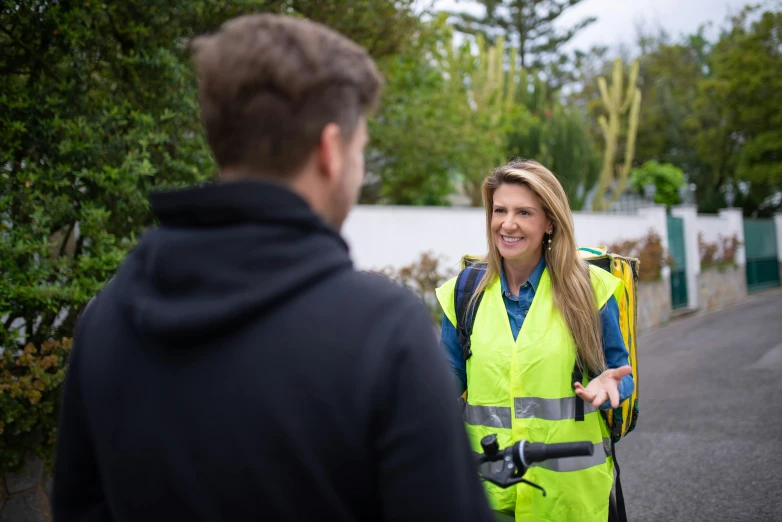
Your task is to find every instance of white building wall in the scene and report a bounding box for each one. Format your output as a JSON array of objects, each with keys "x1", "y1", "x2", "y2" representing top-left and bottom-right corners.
[{"x1": 342, "y1": 205, "x2": 669, "y2": 272}]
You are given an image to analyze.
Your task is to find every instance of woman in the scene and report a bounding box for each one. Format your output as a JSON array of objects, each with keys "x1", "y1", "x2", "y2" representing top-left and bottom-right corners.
[{"x1": 436, "y1": 160, "x2": 634, "y2": 522}]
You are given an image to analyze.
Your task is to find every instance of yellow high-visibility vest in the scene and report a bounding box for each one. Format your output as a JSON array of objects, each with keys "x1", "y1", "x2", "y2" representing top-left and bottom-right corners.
[{"x1": 436, "y1": 264, "x2": 623, "y2": 521}]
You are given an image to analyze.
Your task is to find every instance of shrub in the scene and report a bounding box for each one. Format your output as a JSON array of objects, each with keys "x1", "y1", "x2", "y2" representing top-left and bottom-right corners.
[
  {"x1": 369, "y1": 252, "x2": 456, "y2": 324},
  {"x1": 699, "y1": 232, "x2": 741, "y2": 270},
  {"x1": 629, "y1": 160, "x2": 686, "y2": 206},
  {"x1": 0, "y1": 339, "x2": 72, "y2": 472},
  {"x1": 606, "y1": 229, "x2": 673, "y2": 281}
]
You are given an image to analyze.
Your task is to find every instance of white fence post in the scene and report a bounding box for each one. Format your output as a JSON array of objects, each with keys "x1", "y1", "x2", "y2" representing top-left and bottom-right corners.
[{"x1": 671, "y1": 204, "x2": 700, "y2": 310}]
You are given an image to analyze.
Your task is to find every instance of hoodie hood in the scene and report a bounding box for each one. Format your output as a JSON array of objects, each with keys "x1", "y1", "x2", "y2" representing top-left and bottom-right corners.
[{"x1": 122, "y1": 180, "x2": 353, "y2": 343}]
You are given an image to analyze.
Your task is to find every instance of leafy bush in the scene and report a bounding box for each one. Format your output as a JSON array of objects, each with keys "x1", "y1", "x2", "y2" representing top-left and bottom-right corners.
[
  {"x1": 629, "y1": 160, "x2": 686, "y2": 206},
  {"x1": 370, "y1": 252, "x2": 456, "y2": 324},
  {"x1": 0, "y1": 339, "x2": 72, "y2": 472},
  {"x1": 699, "y1": 233, "x2": 741, "y2": 270},
  {"x1": 606, "y1": 229, "x2": 673, "y2": 281}
]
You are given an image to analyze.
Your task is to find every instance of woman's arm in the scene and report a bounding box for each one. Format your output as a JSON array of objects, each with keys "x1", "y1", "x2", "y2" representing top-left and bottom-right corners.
[{"x1": 440, "y1": 315, "x2": 468, "y2": 396}]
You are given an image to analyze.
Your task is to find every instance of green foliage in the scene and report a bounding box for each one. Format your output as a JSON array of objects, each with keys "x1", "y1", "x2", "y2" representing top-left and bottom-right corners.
[
  {"x1": 363, "y1": 16, "x2": 461, "y2": 205},
  {"x1": 372, "y1": 252, "x2": 456, "y2": 325},
  {"x1": 0, "y1": 0, "x2": 425, "y2": 348},
  {"x1": 0, "y1": 340, "x2": 72, "y2": 472},
  {"x1": 289, "y1": 0, "x2": 420, "y2": 59},
  {"x1": 0, "y1": 0, "x2": 252, "y2": 475},
  {"x1": 629, "y1": 161, "x2": 686, "y2": 207},
  {"x1": 600, "y1": 9, "x2": 782, "y2": 216},
  {"x1": 450, "y1": 0, "x2": 595, "y2": 91},
  {"x1": 440, "y1": 31, "x2": 528, "y2": 206},
  {"x1": 694, "y1": 8, "x2": 782, "y2": 216},
  {"x1": 1, "y1": 1, "x2": 225, "y2": 351},
  {"x1": 364, "y1": 12, "x2": 531, "y2": 206},
  {"x1": 633, "y1": 31, "x2": 709, "y2": 187},
  {"x1": 0, "y1": 0, "x2": 425, "y2": 473},
  {"x1": 507, "y1": 77, "x2": 601, "y2": 210}
]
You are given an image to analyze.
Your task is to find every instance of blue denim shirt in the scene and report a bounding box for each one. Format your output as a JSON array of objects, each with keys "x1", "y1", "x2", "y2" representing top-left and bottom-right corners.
[{"x1": 440, "y1": 257, "x2": 634, "y2": 410}]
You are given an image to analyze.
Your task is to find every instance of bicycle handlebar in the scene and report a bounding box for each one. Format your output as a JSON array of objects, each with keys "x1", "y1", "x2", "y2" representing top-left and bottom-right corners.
[
  {"x1": 518, "y1": 440, "x2": 594, "y2": 466},
  {"x1": 475, "y1": 434, "x2": 594, "y2": 495}
]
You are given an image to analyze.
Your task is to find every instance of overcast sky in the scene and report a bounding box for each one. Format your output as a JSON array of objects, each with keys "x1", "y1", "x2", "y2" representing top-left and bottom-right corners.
[{"x1": 433, "y1": 0, "x2": 771, "y2": 53}]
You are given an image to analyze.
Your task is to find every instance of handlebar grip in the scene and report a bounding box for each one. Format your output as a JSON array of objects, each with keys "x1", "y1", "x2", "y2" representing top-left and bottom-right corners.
[{"x1": 522, "y1": 441, "x2": 594, "y2": 465}]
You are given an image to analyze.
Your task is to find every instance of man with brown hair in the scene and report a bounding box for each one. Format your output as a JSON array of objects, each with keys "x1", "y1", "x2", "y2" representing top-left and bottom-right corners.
[{"x1": 51, "y1": 13, "x2": 494, "y2": 522}]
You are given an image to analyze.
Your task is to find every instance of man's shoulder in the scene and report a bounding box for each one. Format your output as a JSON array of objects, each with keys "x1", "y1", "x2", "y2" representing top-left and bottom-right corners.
[
  {"x1": 336, "y1": 269, "x2": 426, "y2": 312},
  {"x1": 73, "y1": 275, "x2": 122, "y2": 340},
  {"x1": 313, "y1": 268, "x2": 435, "y2": 342}
]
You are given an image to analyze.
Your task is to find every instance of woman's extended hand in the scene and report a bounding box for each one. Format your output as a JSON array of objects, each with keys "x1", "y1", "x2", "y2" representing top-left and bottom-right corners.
[{"x1": 573, "y1": 365, "x2": 633, "y2": 409}]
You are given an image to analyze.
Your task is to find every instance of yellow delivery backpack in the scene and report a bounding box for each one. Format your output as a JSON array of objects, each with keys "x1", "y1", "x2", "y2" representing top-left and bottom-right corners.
[{"x1": 576, "y1": 246, "x2": 640, "y2": 443}]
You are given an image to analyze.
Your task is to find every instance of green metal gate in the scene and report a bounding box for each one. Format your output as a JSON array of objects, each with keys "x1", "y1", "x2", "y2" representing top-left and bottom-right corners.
[
  {"x1": 743, "y1": 219, "x2": 780, "y2": 292},
  {"x1": 667, "y1": 215, "x2": 688, "y2": 310}
]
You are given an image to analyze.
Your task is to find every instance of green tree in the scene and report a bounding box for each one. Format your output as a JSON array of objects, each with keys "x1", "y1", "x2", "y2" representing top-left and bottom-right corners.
[
  {"x1": 569, "y1": 9, "x2": 782, "y2": 215},
  {"x1": 629, "y1": 160, "x2": 686, "y2": 207},
  {"x1": 451, "y1": 0, "x2": 595, "y2": 91},
  {"x1": 634, "y1": 30, "x2": 710, "y2": 180},
  {"x1": 451, "y1": 0, "x2": 595, "y2": 69},
  {"x1": 287, "y1": 0, "x2": 419, "y2": 58},
  {"x1": 0, "y1": 0, "x2": 422, "y2": 350},
  {"x1": 2, "y1": 1, "x2": 222, "y2": 350},
  {"x1": 362, "y1": 16, "x2": 463, "y2": 205},
  {"x1": 441, "y1": 31, "x2": 529, "y2": 205},
  {"x1": 507, "y1": 76, "x2": 601, "y2": 210},
  {"x1": 0, "y1": 0, "x2": 423, "y2": 475},
  {"x1": 694, "y1": 8, "x2": 782, "y2": 216}
]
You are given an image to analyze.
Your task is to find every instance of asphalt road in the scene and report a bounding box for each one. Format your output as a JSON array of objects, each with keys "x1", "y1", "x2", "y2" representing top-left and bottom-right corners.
[{"x1": 620, "y1": 288, "x2": 782, "y2": 521}]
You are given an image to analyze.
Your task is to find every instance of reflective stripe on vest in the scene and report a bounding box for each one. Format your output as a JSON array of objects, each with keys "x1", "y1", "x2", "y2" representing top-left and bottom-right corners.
[
  {"x1": 464, "y1": 403, "x2": 512, "y2": 429},
  {"x1": 514, "y1": 396, "x2": 598, "y2": 420},
  {"x1": 465, "y1": 396, "x2": 598, "y2": 427}
]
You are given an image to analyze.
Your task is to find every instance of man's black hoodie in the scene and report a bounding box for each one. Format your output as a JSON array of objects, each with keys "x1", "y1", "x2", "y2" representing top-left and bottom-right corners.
[{"x1": 52, "y1": 181, "x2": 494, "y2": 522}]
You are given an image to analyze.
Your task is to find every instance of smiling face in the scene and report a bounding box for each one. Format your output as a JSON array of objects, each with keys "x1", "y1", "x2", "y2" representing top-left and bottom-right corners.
[{"x1": 491, "y1": 183, "x2": 552, "y2": 263}]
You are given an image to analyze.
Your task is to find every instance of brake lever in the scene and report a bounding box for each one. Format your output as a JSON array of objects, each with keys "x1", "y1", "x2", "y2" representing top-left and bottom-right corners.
[
  {"x1": 479, "y1": 468, "x2": 548, "y2": 496},
  {"x1": 506, "y1": 477, "x2": 546, "y2": 496},
  {"x1": 477, "y1": 449, "x2": 547, "y2": 496}
]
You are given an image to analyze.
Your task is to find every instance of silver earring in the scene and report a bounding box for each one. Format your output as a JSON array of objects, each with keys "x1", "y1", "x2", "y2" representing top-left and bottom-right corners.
[{"x1": 548, "y1": 231, "x2": 552, "y2": 251}]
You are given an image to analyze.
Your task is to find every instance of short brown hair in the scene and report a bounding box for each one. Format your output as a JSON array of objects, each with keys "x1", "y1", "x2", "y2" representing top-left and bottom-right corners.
[{"x1": 190, "y1": 14, "x2": 382, "y2": 178}]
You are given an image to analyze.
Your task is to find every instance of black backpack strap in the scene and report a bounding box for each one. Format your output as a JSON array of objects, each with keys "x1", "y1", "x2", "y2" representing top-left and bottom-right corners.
[
  {"x1": 612, "y1": 439, "x2": 628, "y2": 522},
  {"x1": 572, "y1": 361, "x2": 585, "y2": 422},
  {"x1": 454, "y1": 266, "x2": 485, "y2": 362}
]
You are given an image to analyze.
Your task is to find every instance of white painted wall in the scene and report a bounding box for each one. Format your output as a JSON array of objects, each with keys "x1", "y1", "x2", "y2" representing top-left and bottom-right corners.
[
  {"x1": 342, "y1": 204, "x2": 669, "y2": 272},
  {"x1": 571, "y1": 211, "x2": 655, "y2": 247},
  {"x1": 696, "y1": 214, "x2": 727, "y2": 244},
  {"x1": 342, "y1": 205, "x2": 487, "y2": 273}
]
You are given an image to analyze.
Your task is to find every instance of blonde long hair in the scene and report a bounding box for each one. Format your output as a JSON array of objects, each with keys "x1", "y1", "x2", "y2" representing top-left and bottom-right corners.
[{"x1": 468, "y1": 159, "x2": 605, "y2": 374}]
